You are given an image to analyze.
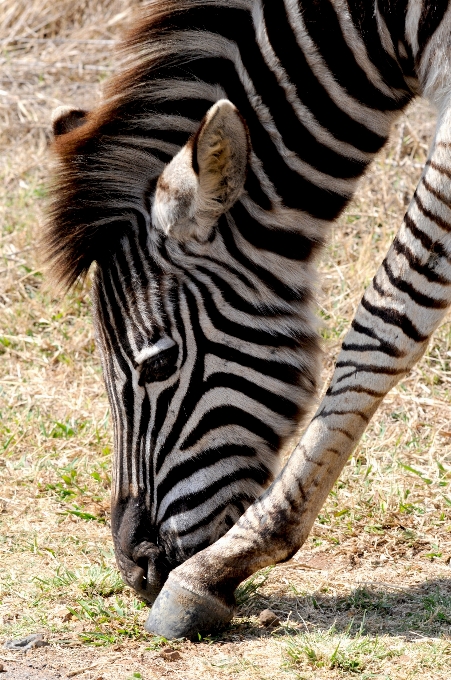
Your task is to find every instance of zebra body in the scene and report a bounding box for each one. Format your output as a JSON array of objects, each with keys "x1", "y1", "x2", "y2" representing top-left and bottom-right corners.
[{"x1": 46, "y1": 0, "x2": 451, "y2": 633}]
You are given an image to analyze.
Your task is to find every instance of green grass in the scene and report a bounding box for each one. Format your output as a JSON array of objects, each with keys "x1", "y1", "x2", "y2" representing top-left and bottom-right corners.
[
  {"x1": 236, "y1": 567, "x2": 275, "y2": 607},
  {"x1": 285, "y1": 622, "x2": 402, "y2": 674}
]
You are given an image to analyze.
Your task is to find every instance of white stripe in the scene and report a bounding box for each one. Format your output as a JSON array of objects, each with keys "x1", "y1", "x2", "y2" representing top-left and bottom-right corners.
[
  {"x1": 252, "y1": 0, "x2": 372, "y2": 163},
  {"x1": 284, "y1": 0, "x2": 396, "y2": 136}
]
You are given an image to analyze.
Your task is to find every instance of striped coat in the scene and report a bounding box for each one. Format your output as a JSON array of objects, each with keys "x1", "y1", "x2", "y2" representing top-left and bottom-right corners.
[{"x1": 46, "y1": 0, "x2": 451, "y2": 636}]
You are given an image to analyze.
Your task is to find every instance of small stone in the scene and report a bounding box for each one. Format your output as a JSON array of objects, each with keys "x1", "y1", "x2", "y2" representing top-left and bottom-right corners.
[
  {"x1": 0, "y1": 663, "x2": 4, "y2": 673},
  {"x1": 159, "y1": 647, "x2": 182, "y2": 661},
  {"x1": 258, "y1": 609, "x2": 280, "y2": 627}
]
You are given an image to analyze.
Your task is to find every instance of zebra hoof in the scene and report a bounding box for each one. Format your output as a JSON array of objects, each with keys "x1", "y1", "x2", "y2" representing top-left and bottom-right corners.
[{"x1": 144, "y1": 575, "x2": 234, "y2": 639}]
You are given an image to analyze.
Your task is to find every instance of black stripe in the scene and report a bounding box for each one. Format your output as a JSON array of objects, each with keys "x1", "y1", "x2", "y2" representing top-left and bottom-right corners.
[
  {"x1": 392, "y1": 235, "x2": 451, "y2": 285},
  {"x1": 203, "y1": 372, "x2": 300, "y2": 419},
  {"x1": 430, "y1": 159, "x2": 451, "y2": 181},
  {"x1": 244, "y1": 168, "x2": 273, "y2": 210},
  {"x1": 344, "y1": 319, "x2": 405, "y2": 357},
  {"x1": 327, "y1": 384, "x2": 386, "y2": 398},
  {"x1": 422, "y1": 175, "x2": 451, "y2": 212},
  {"x1": 159, "y1": 465, "x2": 270, "y2": 524},
  {"x1": 300, "y1": 0, "x2": 400, "y2": 110},
  {"x1": 264, "y1": 0, "x2": 388, "y2": 152},
  {"x1": 137, "y1": 394, "x2": 152, "y2": 495},
  {"x1": 189, "y1": 244, "x2": 260, "y2": 291},
  {"x1": 180, "y1": 404, "x2": 280, "y2": 451},
  {"x1": 152, "y1": 380, "x2": 180, "y2": 451},
  {"x1": 377, "y1": 0, "x2": 416, "y2": 79},
  {"x1": 347, "y1": 0, "x2": 413, "y2": 93},
  {"x1": 404, "y1": 213, "x2": 434, "y2": 251},
  {"x1": 157, "y1": 444, "x2": 259, "y2": 507},
  {"x1": 381, "y1": 257, "x2": 449, "y2": 309},
  {"x1": 316, "y1": 407, "x2": 369, "y2": 423},
  {"x1": 417, "y1": 0, "x2": 449, "y2": 61},
  {"x1": 219, "y1": 217, "x2": 306, "y2": 300},
  {"x1": 232, "y1": 201, "x2": 320, "y2": 261},
  {"x1": 206, "y1": 339, "x2": 302, "y2": 385},
  {"x1": 173, "y1": 497, "x2": 252, "y2": 538},
  {"x1": 334, "y1": 359, "x2": 408, "y2": 382},
  {"x1": 414, "y1": 191, "x2": 451, "y2": 233},
  {"x1": 368, "y1": 280, "x2": 428, "y2": 342},
  {"x1": 324, "y1": 426, "x2": 354, "y2": 440},
  {"x1": 193, "y1": 265, "x2": 299, "y2": 317}
]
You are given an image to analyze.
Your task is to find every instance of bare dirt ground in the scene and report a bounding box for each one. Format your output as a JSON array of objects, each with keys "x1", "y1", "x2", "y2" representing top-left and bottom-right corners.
[{"x1": 2, "y1": 2, "x2": 451, "y2": 679}]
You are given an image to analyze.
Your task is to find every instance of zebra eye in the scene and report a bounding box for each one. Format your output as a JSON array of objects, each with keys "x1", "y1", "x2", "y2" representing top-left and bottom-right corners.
[{"x1": 138, "y1": 344, "x2": 178, "y2": 385}]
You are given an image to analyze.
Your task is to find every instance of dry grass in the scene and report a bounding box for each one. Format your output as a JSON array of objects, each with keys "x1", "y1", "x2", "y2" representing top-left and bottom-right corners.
[{"x1": 1, "y1": 1, "x2": 451, "y2": 678}]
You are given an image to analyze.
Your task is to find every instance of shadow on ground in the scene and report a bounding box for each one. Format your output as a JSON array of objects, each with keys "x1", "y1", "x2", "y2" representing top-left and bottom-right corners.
[{"x1": 231, "y1": 577, "x2": 451, "y2": 641}]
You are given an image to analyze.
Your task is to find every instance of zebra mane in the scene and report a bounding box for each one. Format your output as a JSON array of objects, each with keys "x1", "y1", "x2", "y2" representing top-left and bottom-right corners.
[{"x1": 44, "y1": 0, "x2": 221, "y2": 288}]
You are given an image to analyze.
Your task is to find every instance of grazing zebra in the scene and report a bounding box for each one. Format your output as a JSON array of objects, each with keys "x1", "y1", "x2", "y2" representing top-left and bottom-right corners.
[{"x1": 46, "y1": 0, "x2": 451, "y2": 638}]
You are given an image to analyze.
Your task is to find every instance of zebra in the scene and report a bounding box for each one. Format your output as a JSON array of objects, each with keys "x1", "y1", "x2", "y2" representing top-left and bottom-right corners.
[{"x1": 45, "y1": 0, "x2": 451, "y2": 638}]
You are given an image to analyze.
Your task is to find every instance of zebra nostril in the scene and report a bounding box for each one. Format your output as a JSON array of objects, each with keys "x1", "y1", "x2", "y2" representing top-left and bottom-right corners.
[
  {"x1": 131, "y1": 541, "x2": 169, "y2": 603},
  {"x1": 122, "y1": 561, "x2": 147, "y2": 595}
]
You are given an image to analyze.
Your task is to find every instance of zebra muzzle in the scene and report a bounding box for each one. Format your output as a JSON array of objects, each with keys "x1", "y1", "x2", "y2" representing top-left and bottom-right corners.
[
  {"x1": 112, "y1": 496, "x2": 171, "y2": 602},
  {"x1": 114, "y1": 540, "x2": 169, "y2": 603},
  {"x1": 130, "y1": 541, "x2": 169, "y2": 603}
]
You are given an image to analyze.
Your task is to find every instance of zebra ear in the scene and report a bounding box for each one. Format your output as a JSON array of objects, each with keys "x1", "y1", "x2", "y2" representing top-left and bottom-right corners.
[
  {"x1": 152, "y1": 99, "x2": 249, "y2": 241},
  {"x1": 51, "y1": 106, "x2": 88, "y2": 137}
]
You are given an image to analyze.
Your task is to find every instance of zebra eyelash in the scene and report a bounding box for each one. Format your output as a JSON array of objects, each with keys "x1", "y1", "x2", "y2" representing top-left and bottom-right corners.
[
  {"x1": 136, "y1": 338, "x2": 179, "y2": 385},
  {"x1": 135, "y1": 337, "x2": 177, "y2": 366}
]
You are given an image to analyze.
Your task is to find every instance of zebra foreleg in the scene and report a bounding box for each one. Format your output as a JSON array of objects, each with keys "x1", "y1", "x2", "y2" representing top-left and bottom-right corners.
[{"x1": 145, "y1": 106, "x2": 451, "y2": 640}]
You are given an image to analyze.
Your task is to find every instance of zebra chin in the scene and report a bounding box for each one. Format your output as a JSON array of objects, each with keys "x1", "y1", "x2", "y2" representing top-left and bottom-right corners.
[{"x1": 111, "y1": 496, "x2": 171, "y2": 604}]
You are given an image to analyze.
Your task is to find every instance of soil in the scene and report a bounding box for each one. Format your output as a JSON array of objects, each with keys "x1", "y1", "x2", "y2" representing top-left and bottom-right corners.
[
  {"x1": 0, "y1": 659, "x2": 64, "y2": 680},
  {"x1": 1, "y1": 552, "x2": 451, "y2": 680}
]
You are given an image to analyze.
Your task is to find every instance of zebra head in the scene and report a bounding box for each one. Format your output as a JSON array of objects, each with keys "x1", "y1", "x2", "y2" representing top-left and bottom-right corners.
[{"x1": 49, "y1": 99, "x2": 319, "y2": 603}]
